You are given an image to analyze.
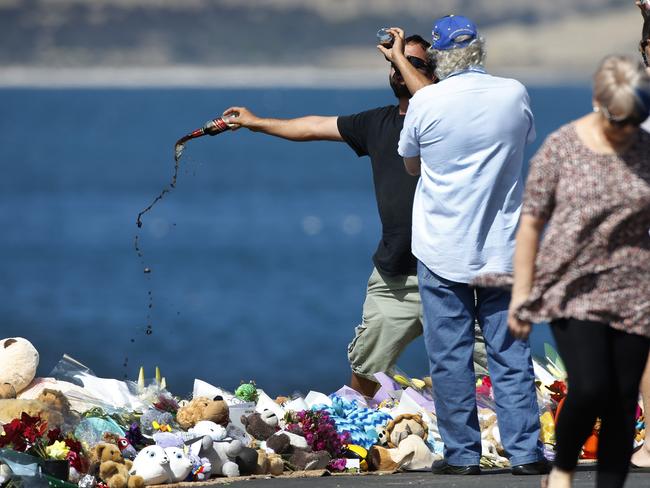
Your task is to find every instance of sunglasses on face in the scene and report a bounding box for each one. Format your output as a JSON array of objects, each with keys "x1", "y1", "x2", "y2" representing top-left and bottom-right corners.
[{"x1": 392, "y1": 56, "x2": 434, "y2": 77}]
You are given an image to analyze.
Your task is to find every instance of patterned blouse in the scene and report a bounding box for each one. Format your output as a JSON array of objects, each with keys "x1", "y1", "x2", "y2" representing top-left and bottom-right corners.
[{"x1": 516, "y1": 123, "x2": 650, "y2": 337}]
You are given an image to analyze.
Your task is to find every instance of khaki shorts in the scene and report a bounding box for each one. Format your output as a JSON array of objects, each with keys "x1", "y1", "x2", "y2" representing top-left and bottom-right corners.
[{"x1": 348, "y1": 267, "x2": 488, "y2": 380}]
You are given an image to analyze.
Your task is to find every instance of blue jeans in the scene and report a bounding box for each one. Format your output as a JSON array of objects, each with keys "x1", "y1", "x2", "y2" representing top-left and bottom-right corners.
[{"x1": 417, "y1": 261, "x2": 544, "y2": 466}]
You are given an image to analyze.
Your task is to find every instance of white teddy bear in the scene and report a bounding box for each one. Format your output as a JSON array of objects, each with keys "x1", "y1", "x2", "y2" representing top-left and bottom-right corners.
[
  {"x1": 188, "y1": 421, "x2": 242, "y2": 478},
  {"x1": 0, "y1": 337, "x2": 39, "y2": 399}
]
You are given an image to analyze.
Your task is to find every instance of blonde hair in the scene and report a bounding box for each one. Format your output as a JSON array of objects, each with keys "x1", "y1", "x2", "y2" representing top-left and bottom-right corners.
[
  {"x1": 593, "y1": 55, "x2": 650, "y2": 120},
  {"x1": 427, "y1": 37, "x2": 486, "y2": 80}
]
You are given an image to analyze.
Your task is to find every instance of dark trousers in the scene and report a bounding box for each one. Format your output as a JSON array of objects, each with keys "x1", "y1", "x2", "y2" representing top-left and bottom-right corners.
[{"x1": 551, "y1": 318, "x2": 650, "y2": 488}]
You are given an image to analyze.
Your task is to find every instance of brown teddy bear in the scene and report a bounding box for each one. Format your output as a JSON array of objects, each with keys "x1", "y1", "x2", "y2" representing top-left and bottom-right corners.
[
  {"x1": 367, "y1": 414, "x2": 435, "y2": 472},
  {"x1": 93, "y1": 443, "x2": 144, "y2": 488},
  {"x1": 0, "y1": 388, "x2": 77, "y2": 428},
  {"x1": 241, "y1": 410, "x2": 279, "y2": 441},
  {"x1": 255, "y1": 450, "x2": 284, "y2": 476},
  {"x1": 384, "y1": 414, "x2": 428, "y2": 447},
  {"x1": 176, "y1": 396, "x2": 229, "y2": 430}
]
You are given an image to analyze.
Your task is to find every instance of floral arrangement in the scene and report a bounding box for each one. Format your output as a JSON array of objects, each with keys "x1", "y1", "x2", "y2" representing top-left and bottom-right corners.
[
  {"x1": 0, "y1": 413, "x2": 87, "y2": 472},
  {"x1": 285, "y1": 409, "x2": 350, "y2": 471},
  {"x1": 547, "y1": 380, "x2": 567, "y2": 406},
  {"x1": 475, "y1": 376, "x2": 493, "y2": 399}
]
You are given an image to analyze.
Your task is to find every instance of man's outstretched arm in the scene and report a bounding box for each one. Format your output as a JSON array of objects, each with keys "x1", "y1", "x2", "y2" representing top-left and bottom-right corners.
[{"x1": 223, "y1": 106, "x2": 343, "y2": 142}]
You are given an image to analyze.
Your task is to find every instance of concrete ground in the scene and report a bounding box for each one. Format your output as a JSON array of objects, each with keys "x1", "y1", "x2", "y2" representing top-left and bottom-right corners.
[{"x1": 212, "y1": 468, "x2": 649, "y2": 488}]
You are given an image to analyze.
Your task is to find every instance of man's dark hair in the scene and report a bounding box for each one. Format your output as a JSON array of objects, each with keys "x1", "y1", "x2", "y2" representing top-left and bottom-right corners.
[
  {"x1": 404, "y1": 34, "x2": 435, "y2": 75},
  {"x1": 405, "y1": 34, "x2": 431, "y2": 51}
]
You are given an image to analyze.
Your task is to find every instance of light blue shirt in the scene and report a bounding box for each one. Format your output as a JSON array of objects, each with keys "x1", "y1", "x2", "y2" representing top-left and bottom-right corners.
[{"x1": 398, "y1": 69, "x2": 535, "y2": 283}]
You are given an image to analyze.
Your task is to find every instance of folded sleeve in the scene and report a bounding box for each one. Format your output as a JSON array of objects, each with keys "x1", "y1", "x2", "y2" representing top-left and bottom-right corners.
[{"x1": 398, "y1": 103, "x2": 420, "y2": 158}]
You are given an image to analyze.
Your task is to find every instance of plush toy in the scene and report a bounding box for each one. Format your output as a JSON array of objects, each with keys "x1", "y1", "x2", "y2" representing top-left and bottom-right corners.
[
  {"x1": 128, "y1": 445, "x2": 170, "y2": 486},
  {"x1": 164, "y1": 447, "x2": 193, "y2": 482},
  {"x1": 0, "y1": 388, "x2": 77, "y2": 428},
  {"x1": 234, "y1": 446, "x2": 261, "y2": 476},
  {"x1": 94, "y1": 443, "x2": 145, "y2": 488},
  {"x1": 478, "y1": 407, "x2": 506, "y2": 462},
  {"x1": 103, "y1": 433, "x2": 138, "y2": 461},
  {"x1": 265, "y1": 432, "x2": 330, "y2": 471},
  {"x1": 188, "y1": 421, "x2": 241, "y2": 477},
  {"x1": 385, "y1": 414, "x2": 428, "y2": 448},
  {"x1": 234, "y1": 382, "x2": 259, "y2": 403},
  {"x1": 287, "y1": 450, "x2": 331, "y2": 471},
  {"x1": 241, "y1": 410, "x2": 279, "y2": 441},
  {"x1": 368, "y1": 434, "x2": 435, "y2": 472},
  {"x1": 0, "y1": 337, "x2": 39, "y2": 400},
  {"x1": 176, "y1": 396, "x2": 229, "y2": 430},
  {"x1": 254, "y1": 450, "x2": 284, "y2": 476}
]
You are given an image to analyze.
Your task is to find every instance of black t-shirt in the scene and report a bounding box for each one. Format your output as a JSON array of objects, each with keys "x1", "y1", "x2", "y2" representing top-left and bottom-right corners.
[{"x1": 337, "y1": 105, "x2": 419, "y2": 276}]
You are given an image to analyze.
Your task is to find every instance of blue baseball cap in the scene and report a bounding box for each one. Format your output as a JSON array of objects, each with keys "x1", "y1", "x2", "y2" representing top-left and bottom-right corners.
[{"x1": 431, "y1": 15, "x2": 478, "y2": 50}]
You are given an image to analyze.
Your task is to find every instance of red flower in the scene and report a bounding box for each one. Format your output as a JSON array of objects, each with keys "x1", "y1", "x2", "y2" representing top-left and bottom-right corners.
[
  {"x1": 548, "y1": 381, "x2": 567, "y2": 403},
  {"x1": 47, "y1": 428, "x2": 62, "y2": 444},
  {"x1": 64, "y1": 437, "x2": 83, "y2": 454},
  {"x1": 476, "y1": 376, "x2": 493, "y2": 397}
]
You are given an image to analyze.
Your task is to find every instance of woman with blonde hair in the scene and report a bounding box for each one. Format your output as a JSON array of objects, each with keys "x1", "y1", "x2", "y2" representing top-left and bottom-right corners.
[{"x1": 508, "y1": 54, "x2": 650, "y2": 488}]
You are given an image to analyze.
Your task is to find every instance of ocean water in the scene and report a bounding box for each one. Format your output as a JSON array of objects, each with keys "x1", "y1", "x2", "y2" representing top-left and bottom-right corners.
[{"x1": 0, "y1": 86, "x2": 591, "y2": 397}]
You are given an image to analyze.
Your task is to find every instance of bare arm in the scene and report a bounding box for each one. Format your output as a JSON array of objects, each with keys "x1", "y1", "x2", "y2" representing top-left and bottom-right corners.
[
  {"x1": 403, "y1": 156, "x2": 421, "y2": 176},
  {"x1": 508, "y1": 214, "x2": 546, "y2": 340},
  {"x1": 222, "y1": 106, "x2": 343, "y2": 142},
  {"x1": 377, "y1": 27, "x2": 434, "y2": 95}
]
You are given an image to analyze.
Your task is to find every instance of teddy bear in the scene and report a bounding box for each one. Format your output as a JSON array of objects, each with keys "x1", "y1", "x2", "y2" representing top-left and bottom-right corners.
[
  {"x1": 129, "y1": 446, "x2": 170, "y2": 486},
  {"x1": 0, "y1": 388, "x2": 77, "y2": 428},
  {"x1": 385, "y1": 414, "x2": 429, "y2": 448},
  {"x1": 240, "y1": 410, "x2": 279, "y2": 441},
  {"x1": 188, "y1": 420, "x2": 242, "y2": 477},
  {"x1": 254, "y1": 450, "x2": 284, "y2": 476},
  {"x1": 368, "y1": 435, "x2": 435, "y2": 471},
  {"x1": 264, "y1": 430, "x2": 331, "y2": 471},
  {"x1": 478, "y1": 407, "x2": 507, "y2": 463},
  {"x1": 176, "y1": 396, "x2": 229, "y2": 430},
  {"x1": 367, "y1": 414, "x2": 435, "y2": 472},
  {"x1": 93, "y1": 442, "x2": 145, "y2": 488},
  {"x1": 0, "y1": 337, "x2": 39, "y2": 399}
]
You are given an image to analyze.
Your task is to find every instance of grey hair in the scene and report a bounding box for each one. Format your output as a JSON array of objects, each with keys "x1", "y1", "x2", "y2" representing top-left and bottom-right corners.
[
  {"x1": 427, "y1": 37, "x2": 486, "y2": 80},
  {"x1": 593, "y1": 54, "x2": 650, "y2": 120}
]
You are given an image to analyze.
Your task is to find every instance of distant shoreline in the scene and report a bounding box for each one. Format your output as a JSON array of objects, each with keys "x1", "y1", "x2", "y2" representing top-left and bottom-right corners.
[{"x1": 0, "y1": 65, "x2": 591, "y2": 88}]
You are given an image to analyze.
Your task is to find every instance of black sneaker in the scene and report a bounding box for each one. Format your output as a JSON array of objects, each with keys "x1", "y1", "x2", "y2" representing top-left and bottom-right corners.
[
  {"x1": 511, "y1": 459, "x2": 551, "y2": 475},
  {"x1": 431, "y1": 459, "x2": 481, "y2": 475}
]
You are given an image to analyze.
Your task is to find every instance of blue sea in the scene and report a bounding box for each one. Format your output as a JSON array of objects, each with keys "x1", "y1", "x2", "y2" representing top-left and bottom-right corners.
[{"x1": 0, "y1": 86, "x2": 590, "y2": 398}]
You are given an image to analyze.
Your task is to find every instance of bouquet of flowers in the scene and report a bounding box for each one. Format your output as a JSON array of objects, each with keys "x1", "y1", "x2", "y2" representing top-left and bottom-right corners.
[
  {"x1": 0, "y1": 413, "x2": 87, "y2": 473},
  {"x1": 285, "y1": 410, "x2": 350, "y2": 471}
]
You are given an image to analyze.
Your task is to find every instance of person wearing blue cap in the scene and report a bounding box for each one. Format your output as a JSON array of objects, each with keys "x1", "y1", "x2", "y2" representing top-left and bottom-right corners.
[
  {"x1": 222, "y1": 35, "x2": 490, "y2": 399},
  {"x1": 387, "y1": 15, "x2": 548, "y2": 476}
]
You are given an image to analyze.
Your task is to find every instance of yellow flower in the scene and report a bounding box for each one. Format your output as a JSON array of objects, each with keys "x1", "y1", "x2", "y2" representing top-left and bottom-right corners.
[{"x1": 46, "y1": 440, "x2": 70, "y2": 460}]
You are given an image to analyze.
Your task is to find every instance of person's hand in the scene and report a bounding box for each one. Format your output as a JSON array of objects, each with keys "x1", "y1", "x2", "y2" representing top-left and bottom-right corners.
[
  {"x1": 377, "y1": 27, "x2": 406, "y2": 63},
  {"x1": 222, "y1": 106, "x2": 258, "y2": 131},
  {"x1": 637, "y1": 1, "x2": 650, "y2": 20},
  {"x1": 508, "y1": 293, "x2": 532, "y2": 340}
]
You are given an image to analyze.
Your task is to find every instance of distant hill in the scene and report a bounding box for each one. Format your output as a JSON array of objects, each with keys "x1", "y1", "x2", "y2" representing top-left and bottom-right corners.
[
  {"x1": 0, "y1": 0, "x2": 639, "y2": 65},
  {"x1": 0, "y1": 0, "x2": 646, "y2": 84}
]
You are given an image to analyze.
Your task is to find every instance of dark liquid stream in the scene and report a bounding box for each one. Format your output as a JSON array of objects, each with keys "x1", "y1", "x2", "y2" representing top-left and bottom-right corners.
[
  {"x1": 127, "y1": 123, "x2": 227, "y2": 379},
  {"x1": 126, "y1": 153, "x2": 181, "y2": 378}
]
